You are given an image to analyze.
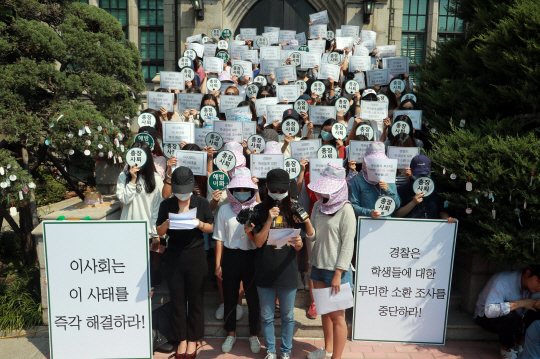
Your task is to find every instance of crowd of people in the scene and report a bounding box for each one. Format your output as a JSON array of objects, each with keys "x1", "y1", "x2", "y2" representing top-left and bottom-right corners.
[{"x1": 114, "y1": 15, "x2": 538, "y2": 359}]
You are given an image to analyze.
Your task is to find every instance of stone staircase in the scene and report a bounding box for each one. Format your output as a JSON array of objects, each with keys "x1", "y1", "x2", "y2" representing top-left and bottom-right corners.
[{"x1": 151, "y1": 278, "x2": 497, "y2": 341}]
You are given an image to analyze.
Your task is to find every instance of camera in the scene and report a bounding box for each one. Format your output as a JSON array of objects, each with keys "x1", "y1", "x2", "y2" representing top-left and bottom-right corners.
[
  {"x1": 292, "y1": 200, "x2": 309, "y2": 222},
  {"x1": 236, "y1": 208, "x2": 262, "y2": 231}
]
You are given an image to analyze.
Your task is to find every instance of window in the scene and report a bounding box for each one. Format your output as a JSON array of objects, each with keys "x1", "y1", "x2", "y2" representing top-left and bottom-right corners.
[
  {"x1": 99, "y1": 0, "x2": 128, "y2": 38},
  {"x1": 438, "y1": 0, "x2": 464, "y2": 45},
  {"x1": 401, "y1": 0, "x2": 429, "y2": 79},
  {"x1": 139, "y1": 0, "x2": 164, "y2": 82}
]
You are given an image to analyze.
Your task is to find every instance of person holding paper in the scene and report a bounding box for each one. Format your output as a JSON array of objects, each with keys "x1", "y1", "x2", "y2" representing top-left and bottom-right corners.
[
  {"x1": 156, "y1": 166, "x2": 214, "y2": 359},
  {"x1": 248, "y1": 169, "x2": 314, "y2": 359},
  {"x1": 381, "y1": 114, "x2": 423, "y2": 149},
  {"x1": 321, "y1": 119, "x2": 346, "y2": 158},
  {"x1": 305, "y1": 163, "x2": 355, "y2": 359},
  {"x1": 348, "y1": 142, "x2": 401, "y2": 218},
  {"x1": 213, "y1": 168, "x2": 262, "y2": 355},
  {"x1": 156, "y1": 88, "x2": 181, "y2": 121}
]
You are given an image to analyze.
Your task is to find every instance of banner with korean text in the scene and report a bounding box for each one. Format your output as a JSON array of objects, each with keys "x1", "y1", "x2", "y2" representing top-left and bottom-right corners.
[
  {"x1": 353, "y1": 218, "x2": 458, "y2": 345},
  {"x1": 43, "y1": 221, "x2": 152, "y2": 359}
]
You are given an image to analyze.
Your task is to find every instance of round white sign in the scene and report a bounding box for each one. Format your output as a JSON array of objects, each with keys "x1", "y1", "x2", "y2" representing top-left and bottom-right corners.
[
  {"x1": 377, "y1": 94, "x2": 389, "y2": 103},
  {"x1": 327, "y1": 30, "x2": 335, "y2": 41},
  {"x1": 125, "y1": 147, "x2": 148, "y2": 168},
  {"x1": 311, "y1": 80, "x2": 326, "y2": 95},
  {"x1": 247, "y1": 134, "x2": 265, "y2": 152},
  {"x1": 200, "y1": 105, "x2": 218, "y2": 122},
  {"x1": 389, "y1": 78, "x2": 406, "y2": 93},
  {"x1": 202, "y1": 36, "x2": 210, "y2": 44},
  {"x1": 401, "y1": 93, "x2": 417, "y2": 103},
  {"x1": 212, "y1": 28, "x2": 222, "y2": 38},
  {"x1": 235, "y1": 34, "x2": 242, "y2": 41},
  {"x1": 231, "y1": 64, "x2": 244, "y2": 77},
  {"x1": 178, "y1": 56, "x2": 192, "y2": 69},
  {"x1": 253, "y1": 75, "x2": 268, "y2": 86},
  {"x1": 217, "y1": 40, "x2": 228, "y2": 50},
  {"x1": 134, "y1": 133, "x2": 155, "y2": 151},
  {"x1": 245, "y1": 84, "x2": 259, "y2": 99},
  {"x1": 289, "y1": 52, "x2": 302, "y2": 66},
  {"x1": 327, "y1": 52, "x2": 341, "y2": 65},
  {"x1": 183, "y1": 49, "x2": 197, "y2": 60},
  {"x1": 215, "y1": 150, "x2": 236, "y2": 172},
  {"x1": 163, "y1": 143, "x2": 182, "y2": 159},
  {"x1": 181, "y1": 66, "x2": 195, "y2": 81},
  {"x1": 355, "y1": 123, "x2": 375, "y2": 140},
  {"x1": 205, "y1": 132, "x2": 224, "y2": 151},
  {"x1": 256, "y1": 36, "x2": 269, "y2": 48},
  {"x1": 207, "y1": 77, "x2": 222, "y2": 92},
  {"x1": 282, "y1": 119, "x2": 301, "y2": 137},
  {"x1": 334, "y1": 97, "x2": 350, "y2": 113},
  {"x1": 294, "y1": 99, "x2": 309, "y2": 113},
  {"x1": 295, "y1": 79, "x2": 307, "y2": 93},
  {"x1": 344, "y1": 80, "x2": 360, "y2": 95},
  {"x1": 391, "y1": 120, "x2": 412, "y2": 137},
  {"x1": 284, "y1": 158, "x2": 301, "y2": 179},
  {"x1": 374, "y1": 196, "x2": 396, "y2": 217},
  {"x1": 317, "y1": 145, "x2": 338, "y2": 159},
  {"x1": 331, "y1": 122, "x2": 347, "y2": 140},
  {"x1": 137, "y1": 113, "x2": 157, "y2": 127},
  {"x1": 413, "y1": 177, "x2": 435, "y2": 197}
]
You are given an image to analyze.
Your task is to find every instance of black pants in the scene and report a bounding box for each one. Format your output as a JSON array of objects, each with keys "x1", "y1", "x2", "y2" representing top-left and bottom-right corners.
[
  {"x1": 164, "y1": 245, "x2": 207, "y2": 342},
  {"x1": 476, "y1": 310, "x2": 540, "y2": 348},
  {"x1": 222, "y1": 247, "x2": 260, "y2": 335}
]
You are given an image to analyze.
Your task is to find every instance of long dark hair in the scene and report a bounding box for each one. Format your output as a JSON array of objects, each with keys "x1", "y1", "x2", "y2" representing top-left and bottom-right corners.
[
  {"x1": 391, "y1": 133, "x2": 415, "y2": 147},
  {"x1": 257, "y1": 85, "x2": 275, "y2": 99},
  {"x1": 125, "y1": 142, "x2": 156, "y2": 194},
  {"x1": 182, "y1": 144, "x2": 208, "y2": 197},
  {"x1": 141, "y1": 108, "x2": 163, "y2": 139},
  {"x1": 322, "y1": 118, "x2": 338, "y2": 147},
  {"x1": 155, "y1": 88, "x2": 177, "y2": 120},
  {"x1": 200, "y1": 93, "x2": 220, "y2": 115},
  {"x1": 398, "y1": 99, "x2": 419, "y2": 110},
  {"x1": 238, "y1": 100, "x2": 257, "y2": 122},
  {"x1": 388, "y1": 115, "x2": 414, "y2": 142},
  {"x1": 261, "y1": 190, "x2": 295, "y2": 228}
]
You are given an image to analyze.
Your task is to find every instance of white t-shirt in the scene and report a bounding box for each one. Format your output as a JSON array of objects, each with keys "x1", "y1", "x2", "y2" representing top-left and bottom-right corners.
[{"x1": 213, "y1": 203, "x2": 257, "y2": 250}]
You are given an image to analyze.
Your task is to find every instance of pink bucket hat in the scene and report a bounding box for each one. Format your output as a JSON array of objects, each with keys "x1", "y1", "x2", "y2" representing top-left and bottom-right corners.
[
  {"x1": 218, "y1": 71, "x2": 232, "y2": 82},
  {"x1": 227, "y1": 167, "x2": 258, "y2": 190},
  {"x1": 224, "y1": 142, "x2": 243, "y2": 152},
  {"x1": 307, "y1": 163, "x2": 346, "y2": 194},
  {"x1": 230, "y1": 150, "x2": 246, "y2": 167},
  {"x1": 264, "y1": 141, "x2": 282, "y2": 154}
]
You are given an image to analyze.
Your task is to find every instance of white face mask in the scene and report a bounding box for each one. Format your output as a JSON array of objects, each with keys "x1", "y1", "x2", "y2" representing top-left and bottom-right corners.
[
  {"x1": 174, "y1": 192, "x2": 192, "y2": 201},
  {"x1": 268, "y1": 191, "x2": 288, "y2": 201}
]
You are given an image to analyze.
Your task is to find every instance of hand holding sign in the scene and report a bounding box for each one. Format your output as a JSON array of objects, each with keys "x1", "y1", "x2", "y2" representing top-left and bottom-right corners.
[{"x1": 126, "y1": 148, "x2": 147, "y2": 168}]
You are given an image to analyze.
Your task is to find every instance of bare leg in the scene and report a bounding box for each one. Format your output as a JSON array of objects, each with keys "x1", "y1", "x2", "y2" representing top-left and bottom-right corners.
[
  {"x1": 314, "y1": 281, "x2": 333, "y2": 352},
  {"x1": 328, "y1": 310, "x2": 347, "y2": 359},
  {"x1": 177, "y1": 340, "x2": 187, "y2": 354},
  {"x1": 187, "y1": 341, "x2": 198, "y2": 355},
  {"x1": 238, "y1": 281, "x2": 244, "y2": 306}
]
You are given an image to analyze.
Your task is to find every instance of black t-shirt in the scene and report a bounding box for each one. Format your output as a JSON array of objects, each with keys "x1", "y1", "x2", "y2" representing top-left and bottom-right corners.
[
  {"x1": 156, "y1": 195, "x2": 214, "y2": 250},
  {"x1": 397, "y1": 179, "x2": 442, "y2": 219},
  {"x1": 252, "y1": 203, "x2": 299, "y2": 289}
]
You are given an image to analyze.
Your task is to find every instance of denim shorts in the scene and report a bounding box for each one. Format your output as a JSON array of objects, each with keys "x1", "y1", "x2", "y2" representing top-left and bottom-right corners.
[{"x1": 310, "y1": 265, "x2": 353, "y2": 289}]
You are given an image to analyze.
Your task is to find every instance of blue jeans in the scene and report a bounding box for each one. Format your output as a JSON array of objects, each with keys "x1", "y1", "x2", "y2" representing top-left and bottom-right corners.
[
  {"x1": 257, "y1": 287, "x2": 297, "y2": 354},
  {"x1": 310, "y1": 265, "x2": 353, "y2": 290}
]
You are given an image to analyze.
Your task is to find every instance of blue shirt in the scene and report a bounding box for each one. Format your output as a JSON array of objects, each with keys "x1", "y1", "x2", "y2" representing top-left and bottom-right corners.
[
  {"x1": 348, "y1": 174, "x2": 401, "y2": 217},
  {"x1": 520, "y1": 320, "x2": 540, "y2": 359}
]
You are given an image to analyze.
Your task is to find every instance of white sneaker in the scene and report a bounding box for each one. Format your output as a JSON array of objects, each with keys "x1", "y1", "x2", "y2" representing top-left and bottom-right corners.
[
  {"x1": 298, "y1": 271, "x2": 304, "y2": 290},
  {"x1": 221, "y1": 335, "x2": 236, "y2": 353},
  {"x1": 280, "y1": 353, "x2": 290, "y2": 359},
  {"x1": 303, "y1": 272, "x2": 310, "y2": 291},
  {"x1": 500, "y1": 348, "x2": 518, "y2": 359},
  {"x1": 215, "y1": 303, "x2": 224, "y2": 320},
  {"x1": 265, "y1": 350, "x2": 277, "y2": 359},
  {"x1": 236, "y1": 304, "x2": 243, "y2": 320},
  {"x1": 307, "y1": 347, "x2": 332, "y2": 359},
  {"x1": 249, "y1": 336, "x2": 261, "y2": 354},
  {"x1": 515, "y1": 345, "x2": 524, "y2": 354}
]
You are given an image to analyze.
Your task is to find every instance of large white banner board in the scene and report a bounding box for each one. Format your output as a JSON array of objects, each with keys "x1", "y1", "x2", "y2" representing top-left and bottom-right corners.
[
  {"x1": 43, "y1": 221, "x2": 152, "y2": 359},
  {"x1": 353, "y1": 218, "x2": 458, "y2": 345}
]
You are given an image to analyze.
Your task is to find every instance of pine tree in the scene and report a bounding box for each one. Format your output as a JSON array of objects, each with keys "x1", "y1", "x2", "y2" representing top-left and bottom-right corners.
[
  {"x1": 417, "y1": 0, "x2": 540, "y2": 263},
  {"x1": 0, "y1": 0, "x2": 145, "y2": 263}
]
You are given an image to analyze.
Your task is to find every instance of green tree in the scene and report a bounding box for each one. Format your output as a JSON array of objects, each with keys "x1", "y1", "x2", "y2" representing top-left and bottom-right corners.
[
  {"x1": 417, "y1": 0, "x2": 540, "y2": 262},
  {"x1": 0, "y1": 0, "x2": 145, "y2": 264}
]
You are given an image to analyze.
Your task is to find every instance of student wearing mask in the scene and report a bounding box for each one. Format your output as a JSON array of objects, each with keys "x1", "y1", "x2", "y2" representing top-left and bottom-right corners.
[
  {"x1": 349, "y1": 142, "x2": 401, "y2": 218},
  {"x1": 474, "y1": 266, "x2": 540, "y2": 359},
  {"x1": 247, "y1": 169, "x2": 314, "y2": 359},
  {"x1": 156, "y1": 167, "x2": 214, "y2": 359},
  {"x1": 214, "y1": 168, "x2": 261, "y2": 354},
  {"x1": 306, "y1": 164, "x2": 356, "y2": 359},
  {"x1": 320, "y1": 119, "x2": 346, "y2": 159}
]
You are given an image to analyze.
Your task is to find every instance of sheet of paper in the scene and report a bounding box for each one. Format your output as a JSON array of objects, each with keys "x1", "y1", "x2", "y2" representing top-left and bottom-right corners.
[
  {"x1": 268, "y1": 228, "x2": 301, "y2": 249},
  {"x1": 169, "y1": 208, "x2": 197, "y2": 221},
  {"x1": 312, "y1": 284, "x2": 354, "y2": 316},
  {"x1": 169, "y1": 209, "x2": 199, "y2": 230}
]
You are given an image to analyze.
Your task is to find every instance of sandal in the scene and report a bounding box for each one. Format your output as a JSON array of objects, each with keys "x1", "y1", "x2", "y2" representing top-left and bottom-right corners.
[{"x1": 274, "y1": 303, "x2": 281, "y2": 318}]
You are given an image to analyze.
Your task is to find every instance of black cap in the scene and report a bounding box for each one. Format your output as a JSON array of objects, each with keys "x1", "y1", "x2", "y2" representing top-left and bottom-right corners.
[
  {"x1": 138, "y1": 126, "x2": 158, "y2": 142},
  {"x1": 266, "y1": 169, "x2": 290, "y2": 192},
  {"x1": 282, "y1": 108, "x2": 299, "y2": 121},
  {"x1": 171, "y1": 166, "x2": 194, "y2": 194}
]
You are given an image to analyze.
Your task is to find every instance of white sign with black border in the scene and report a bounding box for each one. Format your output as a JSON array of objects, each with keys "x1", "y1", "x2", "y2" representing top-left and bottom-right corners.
[
  {"x1": 318, "y1": 63, "x2": 341, "y2": 81},
  {"x1": 309, "y1": 10, "x2": 329, "y2": 25},
  {"x1": 366, "y1": 69, "x2": 391, "y2": 87},
  {"x1": 393, "y1": 110, "x2": 423, "y2": 130},
  {"x1": 163, "y1": 122, "x2": 195, "y2": 144},
  {"x1": 215, "y1": 150, "x2": 236, "y2": 172},
  {"x1": 219, "y1": 95, "x2": 244, "y2": 112},
  {"x1": 290, "y1": 139, "x2": 321, "y2": 161},
  {"x1": 279, "y1": 30, "x2": 296, "y2": 44},
  {"x1": 383, "y1": 57, "x2": 410, "y2": 76},
  {"x1": 250, "y1": 154, "x2": 285, "y2": 178},
  {"x1": 387, "y1": 146, "x2": 421, "y2": 170},
  {"x1": 160, "y1": 71, "x2": 185, "y2": 91},
  {"x1": 266, "y1": 104, "x2": 293, "y2": 124},
  {"x1": 177, "y1": 93, "x2": 204, "y2": 112},
  {"x1": 147, "y1": 91, "x2": 175, "y2": 113},
  {"x1": 348, "y1": 141, "x2": 372, "y2": 162},
  {"x1": 361, "y1": 101, "x2": 389, "y2": 121},
  {"x1": 310, "y1": 158, "x2": 343, "y2": 181},
  {"x1": 255, "y1": 97, "x2": 279, "y2": 117},
  {"x1": 203, "y1": 57, "x2": 223, "y2": 73},
  {"x1": 260, "y1": 59, "x2": 281, "y2": 75},
  {"x1": 277, "y1": 85, "x2": 301, "y2": 103},
  {"x1": 274, "y1": 65, "x2": 297, "y2": 83},
  {"x1": 213, "y1": 121, "x2": 244, "y2": 143},
  {"x1": 172, "y1": 150, "x2": 208, "y2": 176},
  {"x1": 247, "y1": 134, "x2": 266, "y2": 153},
  {"x1": 309, "y1": 105, "x2": 336, "y2": 125}
]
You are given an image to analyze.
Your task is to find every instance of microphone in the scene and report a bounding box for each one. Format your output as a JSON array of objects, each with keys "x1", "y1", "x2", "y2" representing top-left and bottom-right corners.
[{"x1": 272, "y1": 200, "x2": 280, "y2": 228}]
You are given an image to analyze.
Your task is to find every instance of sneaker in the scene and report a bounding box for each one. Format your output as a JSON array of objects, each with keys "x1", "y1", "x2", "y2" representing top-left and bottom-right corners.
[
  {"x1": 516, "y1": 345, "x2": 523, "y2": 354},
  {"x1": 236, "y1": 304, "x2": 243, "y2": 320},
  {"x1": 307, "y1": 348, "x2": 332, "y2": 359},
  {"x1": 307, "y1": 302, "x2": 318, "y2": 319},
  {"x1": 303, "y1": 272, "x2": 309, "y2": 291},
  {"x1": 500, "y1": 348, "x2": 518, "y2": 359},
  {"x1": 280, "y1": 353, "x2": 290, "y2": 359},
  {"x1": 265, "y1": 350, "x2": 278, "y2": 359},
  {"x1": 298, "y1": 271, "x2": 304, "y2": 290},
  {"x1": 222, "y1": 335, "x2": 236, "y2": 353},
  {"x1": 215, "y1": 303, "x2": 224, "y2": 320},
  {"x1": 249, "y1": 336, "x2": 261, "y2": 354}
]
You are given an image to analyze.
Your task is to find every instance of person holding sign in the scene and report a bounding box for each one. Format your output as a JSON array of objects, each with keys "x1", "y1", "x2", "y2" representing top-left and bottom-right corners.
[
  {"x1": 395, "y1": 155, "x2": 456, "y2": 223},
  {"x1": 247, "y1": 169, "x2": 314, "y2": 359},
  {"x1": 156, "y1": 167, "x2": 214, "y2": 359},
  {"x1": 348, "y1": 142, "x2": 401, "y2": 218},
  {"x1": 381, "y1": 114, "x2": 423, "y2": 150},
  {"x1": 321, "y1": 119, "x2": 346, "y2": 158},
  {"x1": 155, "y1": 88, "x2": 181, "y2": 121},
  {"x1": 116, "y1": 142, "x2": 164, "y2": 283},
  {"x1": 305, "y1": 163, "x2": 355, "y2": 359},
  {"x1": 214, "y1": 168, "x2": 262, "y2": 355},
  {"x1": 138, "y1": 126, "x2": 167, "y2": 179}
]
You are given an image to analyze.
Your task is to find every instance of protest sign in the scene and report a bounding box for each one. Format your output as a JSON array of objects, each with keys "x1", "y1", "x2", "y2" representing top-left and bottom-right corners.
[
  {"x1": 377, "y1": 45, "x2": 397, "y2": 58},
  {"x1": 274, "y1": 65, "x2": 297, "y2": 83},
  {"x1": 43, "y1": 221, "x2": 152, "y2": 359},
  {"x1": 200, "y1": 105, "x2": 218, "y2": 122},
  {"x1": 301, "y1": 52, "x2": 321, "y2": 69},
  {"x1": 241, "y1": 50, "x2": 259, "y2": 64},
  {"x1": 253, "y1": 74, "x2": 268, "y2": 86},
  {"x1": 266, "y1": 104, "x2": 293, "y2": 123},
  {"x1": 294, "y1": 99, "x2": 310, "y2": 114},
  {"x1": 178, "y1": 56, "x2": 192, "y2": 69},
  {"x1": 213, "y1": 121, "x2": 244, "y2": 143},
  {"x1": 317, "y1": 144, "x2": 338, "y2": 159},
  {"x1": 361, "y1": 101, "x2": 389, "y2": 120},
  {"x1": 308, "y1": 40, "x2": 326, "y2": 53},
  {"x1": 393, "y1": 110, "x2": 423, "y2": 130},
  {"x1": 361, "y1": 39, "x2": 377, "y2": 53},
  {"x1": 211, "y1": 28, "x2": 222, "y2": 38},
  {"x1": 247, "y1": 134, "x2": 265, "y2": 153},
  {"x1": 262, "y1": 31, "x2": 280, "y2": 45},
  {"x1": 335, "y1": 97, "x2": 351, "y2": 113},
  {"x1": 361, "y1": 30, "x2": 377, "y2": 42},
  {"x1": 282, "y1": 119, "x2": 301, "y2": 137},
  {"x1": 277, "y1": 85, "x2": 301, "y2": 103},
  {"x1": 186, "y1": 34, "x2": 202, "y2": 43},
  {"x1": 242, "y1": 121, "x2": 257, "y2": 140},
  {"x1": 255, "y1": 97, "x2": 279, "y2": 117},
  {"x1": 353, "y1": 218, "x2": 458, "y2": 344},
  {"x1": 309, "y1": 10, "x2": 329, "y2": 25},
  {"x1": 284, "y1": 158, "x2": 302, "y2": 179},
  {"x1": 260, "y1": 59, "x2": 281, "y2": 75},
  {"x1": 137, "y1": 113, "x2": 156, "y2": 128},
  {"x1": 364, "y1": 158, "x2": 398, "y2": 183},
  {"x1": 215, "y1": 150, "x2": 236, "y2": 172},
  {"x1": 208, "y1": 171, "x2": 230, "y2": 191},
  {"x1": 344, "y1": 79, "x2": 362, "y2": 96},
  {"x1": 147, "y1": 91, "x2": 174, "y2": 112},
  {"x1": 391, "y1": 120, "x2": 412, "y2": 137},
  {"x1": 310, "y1": 80, "x2": 326, "y2": 95},
  {"x1": 327, "y1": 30, "x2": 335, "y2": 41},
  {"x1": 217, "y1": 40, "x2": 228, "y2": 50},
  {"x1": 133, "y1": 133, "x2": 154, "y2": 150},
  {"x1": 183, "y1": 49, "x2": 197, "y2": 61},
  {"x1": 203, "y1": 44, "x2": 218, "y2": 58},
  {"x1": 310, "y1": 24, "x2": 327, "y2": 39},
  {"x1": 366, "y1": 69, "x2": 391, "y2": 86},
  {"x1": 180, "y1": 66, "x2": 195, "y2": 81},
  {"x1": 309, "y1": 105, "x2": 336, "y2": 125},
  {"x1": 387, "y1": 146, "x2": 421, "y2": 169},
  {"x1": 296, "y1": 32, "x2": 307, "y2": 45},
  {"x1": 230, "y1": 45, "x2": 249, "y2": 60},
  {"x1": 349, "y1": 56, "x2": 372, "y2": 72},
  {"x1": 264, "y1": 26, "x2": 280, "y2": 33},
  {"x1": 289, "y1": 139, "x2": 321, "y2": 161},
  {"x1": 348, "y1": 141, "x2": 372, "y2": 162},
  {"x1": 401, "y1": 93, "x2": 418, "y2": 103},
  {"x1": 310, "y1": 158, "x2": 344, "y2": 181},
  {"x1": 163, "y1": 122, "x2": 195, "y2": 144},
  {"x1": 355, "y1": 123, "x2": 375, "y2": 140},
  {"x1": 341, "y1": 25, "x2": 360, "y2": 38},
  {"x1": 177, "y1": 93, "x2": 204, "y2": 112},
  {"x1": 232, "y1": 59, "x2": 253, "y2": 80},
  {"x1": 331, "y1": 122, "x2": 348, "y2": 140},
  {"x1": 160, "y1": 72, "x2": 185, "y2": 91},
  {"x1": 205, "y1": 132, "x2": 224, "y2": 151},
  {"x1": 187, "y1": 42, "x2": 204, "y2": 58},
  {"x1": 245, "y1": 84, "x2": 259, "y2": 99},
  {"x1": 250, "y1": 154, "x2": 285, "y2": 178},
  {"x1": 354, "y1": 45, "x2": 370, "y2": 57},
  {"x1": 194, "y1": 128, "x2": 212, "y2": 149},
  {"x1": 173, "y1": 150, "x2": 207, "y2": 176},
  {"x1": 335, "y1": 37, "x2": 354, "y2": 50},
  {"x1": 219, "y1": 95, "x2": 244, "y2": 112},
  {"x1": 216, "y1": 51, "x2": 229, "y2": 63},
  {"x1": 240, "y1": 28, "x2": 256, "y2": 41},
  {"x1": 206, "y1": 77, "x2": 221, "y2": 93},
  {"x1": 203, "y1": 57, "x2": 223, "y2": 73},
  {"x1": 318, "y1": 63, "x2": 340, "y2": 80},
  {"x1": 279, "y1": 30, "x2": 296, "y2": 43},
  {"x1": 389, "y1": 78, "x2": 406, "y2": 94},
  {"x1": 163, "y1": 143, "x2": 182, "y2": 159},
  {"x1": 225, "y1": 106, "x2": 250, "y2": 121},
  {"x1": 413, "y1": 177, "x2": 436, "y2": 197},
  {"x1": 383, "y1": 57, "x2": 410, "y2": 76},
  {"x1": 125, "y1": 147, "x2": 147, "y2": 167}
]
